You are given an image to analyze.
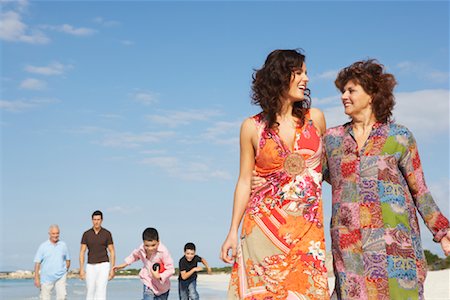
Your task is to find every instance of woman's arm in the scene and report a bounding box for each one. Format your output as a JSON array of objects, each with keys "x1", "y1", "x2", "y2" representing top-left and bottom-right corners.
[
  {"x1": 309, "y1": 107, "x2": 326, "y2": 136},
  {"x1": 220, "y1": 118, "x2": 256, "y2": 264},
  {"x1": 399, "y1": 130, "x2": 450, "y2": 255}
]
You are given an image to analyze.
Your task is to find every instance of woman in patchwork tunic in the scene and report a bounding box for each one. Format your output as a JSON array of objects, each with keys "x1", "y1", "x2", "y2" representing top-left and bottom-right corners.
[
  {"x1": 324, "y1": 59, "x2": 450, "y2": 300},
  {"x1": 221, "y1": 49, "x2": 330, "y2": 300}
]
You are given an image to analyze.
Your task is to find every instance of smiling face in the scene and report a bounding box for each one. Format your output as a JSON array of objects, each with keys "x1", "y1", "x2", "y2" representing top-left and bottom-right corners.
[
  {"x1": 340, "y1": 80, "x2": 373, "y2": 118},
  {"x1": 284, "y1": 63, "x2": 309, "y2": 102},
  {"x1": 184, "y1": 249, "x2": 196, "y2": 262},
  {"x1": 143, "y1": 240, "x2": 159, "y2": 256},
  {"x1": 48, "y1": 226, "x2": 60, "y2": 244}
]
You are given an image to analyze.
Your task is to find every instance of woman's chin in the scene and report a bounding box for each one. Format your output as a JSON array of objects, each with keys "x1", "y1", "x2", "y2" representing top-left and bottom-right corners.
[{"x1": 343, "y1": 108, "x2": 353, "y2": 116}]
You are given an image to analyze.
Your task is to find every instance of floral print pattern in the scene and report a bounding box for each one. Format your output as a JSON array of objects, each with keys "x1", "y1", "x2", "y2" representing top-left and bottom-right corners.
[
  {"x1": 324, "y1": 122, "x2": 449, "y2": 300},
  {"x1": 228, "y1": 112, "x2": 329, "y2": 300}
]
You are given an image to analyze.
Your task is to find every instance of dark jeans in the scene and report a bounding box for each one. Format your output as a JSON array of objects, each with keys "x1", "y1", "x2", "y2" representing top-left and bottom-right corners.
[
  {"x1": 142, "y1": 285, "x2": 169, "y2": 300},
  {"x1": 178, "y1": 280, "x2": 199, "y2": 300}
]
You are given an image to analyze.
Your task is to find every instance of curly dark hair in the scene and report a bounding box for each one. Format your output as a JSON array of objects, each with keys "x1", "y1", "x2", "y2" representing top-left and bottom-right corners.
[
  {"x1": 251, "y1": 49, "x2": 311, "y2": 129},
  {"x1": 334, "y1": 59, "x2": 397, "y2": 123}
]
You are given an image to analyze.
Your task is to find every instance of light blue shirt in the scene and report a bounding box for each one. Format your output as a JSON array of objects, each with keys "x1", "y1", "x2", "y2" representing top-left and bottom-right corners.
[{"x1": 34, "y1": 240, "x2": 70, "y2": 283}]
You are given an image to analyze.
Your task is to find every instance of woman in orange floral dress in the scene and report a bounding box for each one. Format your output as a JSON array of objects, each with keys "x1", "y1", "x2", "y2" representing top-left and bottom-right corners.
[{"x1": 220, "y1": 49, "x2": 330, "y2": 300}]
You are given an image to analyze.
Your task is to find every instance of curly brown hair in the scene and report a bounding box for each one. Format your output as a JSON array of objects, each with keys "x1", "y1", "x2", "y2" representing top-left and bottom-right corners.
[
  {"x1": 251, "y1": 49, "x2": 311, "y2": 129},
  {"x1": 334, "y1": 59, "x2": 397, "y2": 123}
]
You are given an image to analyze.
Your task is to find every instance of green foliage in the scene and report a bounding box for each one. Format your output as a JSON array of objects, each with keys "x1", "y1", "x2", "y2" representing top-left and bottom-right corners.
[
  {"x1": 116, "y1": 269, "x2": 140, "y2": 275},
  {"x1": 115, "y1": 266, "x2": 233, "y2": 276},
  {"x1": 211, "y1": 266, "x2": 232, "y2": 273},
  {"x1": 424, "y1": 249, "x2": 450, "y2": 270}
]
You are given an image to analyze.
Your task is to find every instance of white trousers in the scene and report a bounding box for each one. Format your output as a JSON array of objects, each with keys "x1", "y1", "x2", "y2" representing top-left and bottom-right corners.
[
  {"x1": 40, "y1": 273, "x2": 67, "y2": 300},
  {"x1": 85, "y1": 262, "x2": 110, "y2": 300}
]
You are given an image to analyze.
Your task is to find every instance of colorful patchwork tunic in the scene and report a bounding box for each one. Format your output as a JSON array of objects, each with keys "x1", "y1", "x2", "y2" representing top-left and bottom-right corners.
[
  {"x1": 324, "y1": 122, "x2": 449, "y2": 300},
  {"x1": 228, "y1": 112, "x2": 329, "y2": 300}
]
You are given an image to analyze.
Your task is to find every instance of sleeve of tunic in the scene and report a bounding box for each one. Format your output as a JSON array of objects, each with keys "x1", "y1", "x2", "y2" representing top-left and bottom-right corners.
[{"x1": 398, "y1": 130, "x2": 449, "y2": 242}]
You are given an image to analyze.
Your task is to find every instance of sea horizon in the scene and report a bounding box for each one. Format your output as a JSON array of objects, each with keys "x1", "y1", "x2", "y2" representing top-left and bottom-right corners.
[
  {"x1": 0, "y1": 276, "x2": 229, "y2": 300},
  {"x1": 2, "y1": 270, "x2": 449, "y2": 299}
]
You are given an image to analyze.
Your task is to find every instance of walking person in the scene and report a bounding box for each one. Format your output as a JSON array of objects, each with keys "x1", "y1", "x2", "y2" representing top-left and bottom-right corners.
[
  {"x1": 34, "y1": 224, "x2": 70, "y2": 300},
  {"x1": 79, "y1": 210, "x2": 115, "y2": 300},
  {"x1": 221, "y1": 49, "x2": 330, "y2": 299}
]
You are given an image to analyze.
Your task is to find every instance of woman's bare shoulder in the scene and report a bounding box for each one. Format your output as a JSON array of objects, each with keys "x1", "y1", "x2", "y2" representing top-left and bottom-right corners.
[{"x1": 309, "y1": 107, "x2": 326, "y2": 135}]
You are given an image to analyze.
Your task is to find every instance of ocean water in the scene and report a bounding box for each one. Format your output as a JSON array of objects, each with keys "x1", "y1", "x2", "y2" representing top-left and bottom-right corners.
[{"x1": 0, "y1": 277, "x2": 227, "y2": 299}]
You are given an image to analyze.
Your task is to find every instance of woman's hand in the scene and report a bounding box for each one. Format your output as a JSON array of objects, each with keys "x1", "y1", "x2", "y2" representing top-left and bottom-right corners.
[
  {"x1": 251, "y1": 170, "x2": 266, "y2": 191},
  {"x1": 221, "y1": 231, "x2": 238, "y2": 264},
  {"x1": 440, "y1": 229, "x2": 450, "y2": 256}
]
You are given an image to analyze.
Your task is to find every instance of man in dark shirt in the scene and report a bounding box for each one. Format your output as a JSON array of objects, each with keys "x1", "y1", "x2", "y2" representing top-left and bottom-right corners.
[
  {"x1": 178, "y1": 242, "x2": 211, "y2": 300},
  {"x1": 79, "y1": 210, "x2": 115, "y2": 300}
]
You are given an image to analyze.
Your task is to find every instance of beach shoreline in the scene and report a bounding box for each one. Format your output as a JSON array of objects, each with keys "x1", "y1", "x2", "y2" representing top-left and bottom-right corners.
[
  {"x1": 2, "y1": 270, "x2": 448, "y2": 298},
  {"x1": 193, "y1": 271, "x2": 450, "y2": 299}
]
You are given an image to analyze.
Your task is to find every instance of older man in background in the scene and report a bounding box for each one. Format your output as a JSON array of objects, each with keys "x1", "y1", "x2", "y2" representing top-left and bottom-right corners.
[{"x1": 34, "y1": 224, "x2": 71, "y2": 300}]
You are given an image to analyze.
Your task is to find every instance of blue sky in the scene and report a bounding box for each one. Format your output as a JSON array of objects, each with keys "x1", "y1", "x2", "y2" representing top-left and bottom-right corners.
[{"x1": 1, "y1": 0, "x2": 449, "y2": 271}]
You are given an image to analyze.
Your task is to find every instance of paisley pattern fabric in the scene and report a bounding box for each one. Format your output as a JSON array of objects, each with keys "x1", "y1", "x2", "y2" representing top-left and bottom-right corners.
[
  {"x1": 228, "y1": 112, "x2": 329, "y2": 300},
  {"x1": 324, "y1": 122, "x2": 449, "y2": 300}
]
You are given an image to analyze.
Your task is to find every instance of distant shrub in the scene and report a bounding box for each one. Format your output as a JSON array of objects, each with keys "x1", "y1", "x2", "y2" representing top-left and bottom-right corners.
[{"x1": 424, "y1": 249, "x2": 450, "y2": 270}]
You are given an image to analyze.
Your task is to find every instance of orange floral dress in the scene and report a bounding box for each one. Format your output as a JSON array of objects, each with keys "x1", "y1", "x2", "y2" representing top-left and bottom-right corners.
[{"x1": 228, "y1": 112, "x2": 329, "y2": 300}]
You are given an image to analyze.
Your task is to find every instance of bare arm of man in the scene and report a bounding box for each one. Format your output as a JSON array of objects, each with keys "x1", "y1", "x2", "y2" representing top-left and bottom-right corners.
[
  {"x1": 34, "y1": 262, "x2": 41, "y2": 288},
  {"x1": 108, "y1": 244, "x2": 115, "y2": 280},
  {"x1": 79, "y1": 244, "x2": 87, "y2": 280}
]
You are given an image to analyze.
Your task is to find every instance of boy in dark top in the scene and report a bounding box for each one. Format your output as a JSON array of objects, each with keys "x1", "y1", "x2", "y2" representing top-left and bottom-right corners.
[{"x1": 178, "y1": 242, "x2": 211, "y2": 300}]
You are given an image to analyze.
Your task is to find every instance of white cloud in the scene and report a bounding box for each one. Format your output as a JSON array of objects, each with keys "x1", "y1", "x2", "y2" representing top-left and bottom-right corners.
[
  {"x1": 322, "y1": 89, "x2": 449, "y2": 140},
  {"x1": 0, "y1": 98, "x2": 58, "y2": 112},
  {"x1": 140, "y1": 149, "x2": 167, "y2": 155},
  {"x1": 426, "y1": 71, "x2": 449, "y2": 83},
  {"x1": 92, "y1": 17, "x2": 120, "y2": 27},
  {"x1": 71, "y1": 126, "x2": 105, "y2": 134},
  {"x1": 396, "y1": 61, "x2": 449, "y2": 84},
  {"x1": 0, "y1": 0, "x2": 29, "y2": 11},
  {"x1": 0, "y1": 11, "x2": 49, "y2": 44},
  {"x1": 394, "y1": 89, "x2": 449, "y2": 137},
  {"x1": 322, "y1": 105, "x2": 350, "y2": 129},
  {"x1": 43, "y1": 24, "x2": 96, "y2": 36},
  {"x1": 202, "y1": 121, "x2": 240, "y2": 145},
  {"x1": 19, "y1": 78, "x2": 46, "y2": 90},
  {"x1": 58, "y1": 24, "x2": 96, "y2": 36},
  {"x1": 313, "y1": 70, "x2": 338, "y2": 80},
  {"x1": 146, "y1": 109, "x2": 221, "y2": 128},
  {"x1": 106, "y1": 205, "x2": 140, "y2": 214},
  {"x1": 25, "y1": 62, "x2": 72, "y2": 76},
  {"x1": 396, "y1": 61, "x2": 414, "y2": 71},
  {"x1": 141, "y1": 156, "x2": 231, "y2": 181},
  {"x1": 312, "y1": 95, "x2": 340, "y2": 107},
  {"x1": 73, "y1": 126, "x2": 176, "y2": 148},
  {"x1": 133, "y1": 92, "x2": 158, "y2": 105},
  {"x1": 96, "y1": 131, "x2": 176, "y2": 148},
  {"x1": 120, "y1": 40, "x2": 134, "y2": 46}
]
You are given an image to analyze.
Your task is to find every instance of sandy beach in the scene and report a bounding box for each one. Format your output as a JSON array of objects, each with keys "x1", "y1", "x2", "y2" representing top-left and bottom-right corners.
[{"x1": 195, "y1": 269, "x2": 450, "y2": 299}]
